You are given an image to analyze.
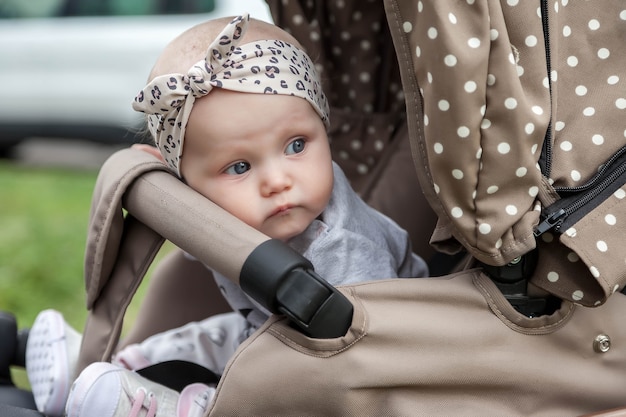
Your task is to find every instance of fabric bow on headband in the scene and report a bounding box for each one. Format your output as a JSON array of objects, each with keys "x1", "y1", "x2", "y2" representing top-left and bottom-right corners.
[{"x1": 132, "y1": 14, "x2": 330, "y2": 177}]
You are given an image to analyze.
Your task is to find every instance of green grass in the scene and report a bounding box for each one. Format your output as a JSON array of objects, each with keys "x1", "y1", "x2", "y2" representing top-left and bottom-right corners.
[
  {"x1": 0, "y1": 162, "x2": 95, "y2": 329},
  {"x1": 0, "y1": 160, "x2": 169, "y2": 388}
]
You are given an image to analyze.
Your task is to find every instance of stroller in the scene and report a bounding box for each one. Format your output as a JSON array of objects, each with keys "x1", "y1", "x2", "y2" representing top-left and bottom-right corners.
[{"x1": 3, "y1": 0, "x2": 626, "y2": 415}]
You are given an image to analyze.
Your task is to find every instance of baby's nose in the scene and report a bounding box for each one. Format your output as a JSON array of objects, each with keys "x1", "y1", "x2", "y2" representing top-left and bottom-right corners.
[{"x1": 261, "y1": 168, "x2": 292, "y2": 196}]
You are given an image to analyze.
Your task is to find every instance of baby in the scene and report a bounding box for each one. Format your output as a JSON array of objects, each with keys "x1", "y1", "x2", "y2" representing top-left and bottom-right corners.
[{"x1": 26, "y1": 14, "x2": 428, "y2": 417}]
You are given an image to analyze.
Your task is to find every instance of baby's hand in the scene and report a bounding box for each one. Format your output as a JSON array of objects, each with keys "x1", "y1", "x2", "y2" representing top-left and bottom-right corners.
[{"x1": 131, "y1": 144, "x2": 165, "y2": 163}]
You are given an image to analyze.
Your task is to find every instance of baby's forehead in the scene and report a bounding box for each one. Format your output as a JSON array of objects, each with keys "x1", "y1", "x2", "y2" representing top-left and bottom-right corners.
[{"x1": 149, "y1": 17, "x2": 300, "y2": 80}]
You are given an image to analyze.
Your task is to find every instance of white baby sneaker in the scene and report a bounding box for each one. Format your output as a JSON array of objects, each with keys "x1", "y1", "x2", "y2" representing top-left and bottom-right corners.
[
  {"x1": 26, "y1": 309, "x2": 82, "y2": 417},
  {"x1": 65, "y1": 361, "x2": 213, "y2": 417}
]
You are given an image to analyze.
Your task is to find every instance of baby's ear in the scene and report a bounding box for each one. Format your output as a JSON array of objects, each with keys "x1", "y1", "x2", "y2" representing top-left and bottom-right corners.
[{"x1": 131, "y1": 144, "x2": 165, "y2": 163}]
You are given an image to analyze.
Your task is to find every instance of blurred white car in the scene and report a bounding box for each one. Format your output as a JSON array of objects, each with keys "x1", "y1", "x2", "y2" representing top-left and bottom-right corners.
[{"x1": 0, "y1": 0, "x2": 272, "y2": 152}]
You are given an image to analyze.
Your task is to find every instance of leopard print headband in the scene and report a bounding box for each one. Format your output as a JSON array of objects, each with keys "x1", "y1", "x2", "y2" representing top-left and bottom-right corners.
[{"x1": 132, "y1": 14, "x2": 330, "y2": 177}]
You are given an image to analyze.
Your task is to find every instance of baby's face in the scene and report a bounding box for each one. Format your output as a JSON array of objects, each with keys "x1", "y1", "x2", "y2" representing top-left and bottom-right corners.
[{"x1": 181, "y1": 89, "x2": 333, "y2": 242}]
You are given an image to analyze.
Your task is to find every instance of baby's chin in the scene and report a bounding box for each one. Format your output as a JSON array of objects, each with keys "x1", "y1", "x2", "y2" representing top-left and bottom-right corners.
[{"x1": 264, "y1": 225, "x2": 309, "y2": 243}]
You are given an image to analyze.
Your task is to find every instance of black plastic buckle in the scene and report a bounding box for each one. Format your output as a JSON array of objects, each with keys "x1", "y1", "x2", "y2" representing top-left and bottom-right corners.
[
  {"x1": 479, "y1": 249, "x2": 554, "y2": 317},
  {"x1": 240, "y1": 239, "x2": 353, "y2": 339}
]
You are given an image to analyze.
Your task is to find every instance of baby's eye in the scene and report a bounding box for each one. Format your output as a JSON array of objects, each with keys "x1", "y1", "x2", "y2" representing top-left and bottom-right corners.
[
  {"x1": 285, "y1": 138, "x2": 305, "y2": 155},
  {"x1": 225, "y1": 161, "x2": 250, "y2": 175}
]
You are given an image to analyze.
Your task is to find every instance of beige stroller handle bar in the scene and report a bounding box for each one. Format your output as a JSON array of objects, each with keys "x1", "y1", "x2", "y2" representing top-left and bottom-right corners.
[
  {"x1": 123, "y1": 168, "x2": 268, "y2": 282},
  {"x1": 124, "y1": 168, "x2": 353, "y2": 339}
]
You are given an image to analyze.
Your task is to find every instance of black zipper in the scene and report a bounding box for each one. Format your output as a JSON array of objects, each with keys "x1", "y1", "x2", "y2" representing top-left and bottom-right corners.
[
  {"x1": 534, "y1": 145, "x2": 626, "y2": 236},
  {"x1": 538, "y1": 0, "x2": 553, "y2": 178}
]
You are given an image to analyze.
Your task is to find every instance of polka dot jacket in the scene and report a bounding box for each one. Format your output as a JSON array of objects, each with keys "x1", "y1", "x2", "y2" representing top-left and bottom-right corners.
[{"x1": 382, "y1": 0, "x2": 626, "y2": 307}]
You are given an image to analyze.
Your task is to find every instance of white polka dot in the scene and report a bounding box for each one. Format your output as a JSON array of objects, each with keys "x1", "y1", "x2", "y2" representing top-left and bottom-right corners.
[
  {"x1": 448, "y1": 12, "x2": 457, "y2": 24},
  {"x1": 567, "y1": 252, "x2": 580, "y2": 263},
  {"x1": 525, "y1": 123, "x2": 535, "y2": 134},
  {"x1": 616, "y1": 98, "x2": 626, "y2": 110},
  {"x1": 555, "y1": 121, "x2": 565, "y2": 131},
  {"x1": 428, "y1": 27, "x2": 438, "y2": 39},
  {"x1": 427, "y1": 72, "x2": 433, "y2": 83},
  {"x1": 495, "y1": 238, "x2": 503, "y2": 249},
  {"x1": 433, "y1": 183, "x2": 440, "y2": 194},
  {"x1": 444, "y1": 55, "x2": 458, "y2": 66},
  {"x1": 434, "y1": 143, "x2": 443, "y2": 153},
  {"x1": 438, "y1": 100, "x2": 450, "y2": 111},
  {"x1": 588, "y1": 19, "x2": 600, "y2": 30},
  {"x1": 504, "y1": 97, "x2": 518, "y2": 109},
  {"x1": 292, "y1": 15, "x2": 304, "y2": 25},
  {"x1": 476, "y1": 148, "x2": 483, "y2": 159},
  {"x1": 516, "y1": 167, "x2": 527, "y2": 177},
  {"x1": 468, "y1": 37, "x2": 481, "y2": 48},
  {"x1": 598, "y1": 48, "x2": 610, "y2": 59},
  {"x1": 451, "y1": 207, "x2": 463, "y2": 218},
  {"x1": 478, "y1": 223, "x2": 492, "y2": 234},
  {"x1": 583, "y1": 107, "x2": 595, "y2": 116},
  {"x1": 567, "y1": 56, "x2": 578, "y2": 67},
  {"x1": 621, "y1": 10, "x2": 626, "y2": 20},
  {"x1": 403, "y1": 22, "x2": 413, "y2": 32},
  {"x1": 575, "y1": 85, "x2": 587, "y2": 96},
  {"x1": 464, "y1": 81, "x2": 477, "y2": 93},
  {"x1": 572, "y1": 290, "x2": 584, "y2": 301},
  {"x1": 542, "y1": 232, "x2": 554, "y2": 243},
  {"x1": 563, "y1": 25, "x2": 571, "y2": 37},
  {"x1": 608, "y1": 75, "x2": 620, "y2": 85},
  {"x1": 525, "y1": 35, "x2": 537, "y2": 47},
  {"x1": 452, "y1": 169, "x2": 464, "y2": 179},
  {"x1": 457, "y1": 126, "x2": 470, "y2": 138},
  {"x1": 359, "y1": 72, "x2": 371, "y2": 83},
  {"x1": 571, "y1": 170, "x2": 581, "y2": 181},
  {"x1": 605, "y1": 214, "x2": 617, "y2": 225},
  {"x1": 615, "y1": 189, "x2": 626, "y2": 199},
  {"x1": 508, "y1": 52, "x2": 516, "y2": 65},
  {"x1": 551, "y1": 70, "x2": 558, "y2": 82},
  {"x1": 490, "y1": 29, "x2": 499, "y2": 41},
  {"x1": 531, "y1": 106, "x2": 544, "y2": 115},
  {"x1": 560, "y1": 141, "x2": 573, "y2": 151},
  {"x1": 507, "y1": 0, "x2": 519, "y2": 6},
  {"x1": 497, "y1": 142, "x2": 511, "y2": 154},
  {"x1": 597, "y1": 240, "x2": 608, "y2": 252},
  {"x1": 506, "y1": 205, "x2": 518, "y2": 215},
  {"x1": 487, "y1": 74, "x2": 496, "y2": 85},
  {"x1": 487, "y1": 185, "x2": 499, "y2": 194},
  {"x1": 415, "y1": 46, "x2": 421, "y2": 58},
  {"x1": 547, "y1": 271, "x2": 559, "y2": 282},
  {"x1": 360, "y1": 40, "x2": 371, "y2": 51},
  {"x1": 589, "y1": 266, "x2": 600, "y2": 278},
  {"x1": 565, "y1": 227, "x2": 577, "y2": 237},
  {"x1": 592, "y1": 134, "x2": 604, "y2": 145},
  {"x1": 529, "y1": 186, "x2": 539, "y2": 197}
]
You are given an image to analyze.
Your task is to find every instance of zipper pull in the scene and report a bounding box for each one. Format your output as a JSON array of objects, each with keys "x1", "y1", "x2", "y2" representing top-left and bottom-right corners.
[{"x1": 534, "y1": 208, "x2": 567, "y2": 237}]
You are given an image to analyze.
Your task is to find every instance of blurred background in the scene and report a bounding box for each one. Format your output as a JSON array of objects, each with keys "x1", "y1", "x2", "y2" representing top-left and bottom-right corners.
[{"x1": 0, "y1": 0, "x2": 272, "y2": 386}]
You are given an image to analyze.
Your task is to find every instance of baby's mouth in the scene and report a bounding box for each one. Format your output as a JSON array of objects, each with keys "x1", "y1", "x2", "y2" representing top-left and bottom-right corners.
[{"x1": 270, "y1": 204, "x2": 294, "y2": 217}]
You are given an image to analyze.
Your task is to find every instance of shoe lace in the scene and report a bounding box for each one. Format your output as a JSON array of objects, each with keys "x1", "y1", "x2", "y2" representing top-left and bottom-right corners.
[{"x1": 128, "y1": 388, "x2": 158, "y2": 417}]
